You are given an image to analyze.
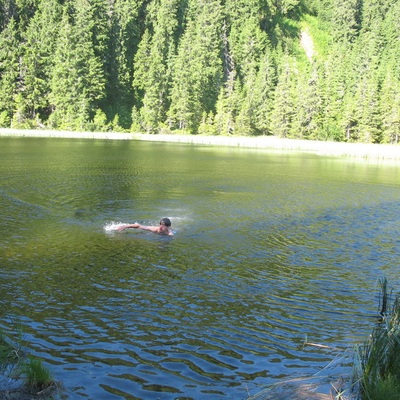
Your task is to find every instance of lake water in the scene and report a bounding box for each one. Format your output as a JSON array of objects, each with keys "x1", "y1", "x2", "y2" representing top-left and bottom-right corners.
[{"x1": 1, "y1": 137, "x2": 400, "y2": 399}]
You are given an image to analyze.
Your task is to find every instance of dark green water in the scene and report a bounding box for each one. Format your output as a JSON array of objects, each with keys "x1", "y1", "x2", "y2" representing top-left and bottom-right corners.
[{"x1": 1, "y1": 137, "x2": 400, "y2": 399}]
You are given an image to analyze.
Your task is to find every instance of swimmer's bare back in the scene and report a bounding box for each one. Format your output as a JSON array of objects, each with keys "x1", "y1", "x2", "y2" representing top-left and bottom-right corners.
[{"x1": 117, "y1": 221, "x2": 173, "y2": 236}]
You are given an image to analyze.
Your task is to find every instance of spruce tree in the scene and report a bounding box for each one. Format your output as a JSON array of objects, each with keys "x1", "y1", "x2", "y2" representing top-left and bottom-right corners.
[
  {"x1": 378, "y1": 1, "x2": 400, "y2": 143},
  {"x1": 133, "y1": 0, "x2": 182, "y2": 132},
  {"x1": 327, "y1": 0, "x2": 361, "y2": 43},
  {"x1": 0, "y1": 0, "x2": 18, "y2": 30},
  {"x1": 228, "y1": 17, "x2": 271, "y2": 135},
  {"x1": 380, "y1": 68, "x2": 400, "y2": 144},
  {"x1": 348, "y1": 27, "x2": 382, "y2": 142},
  {"x1": 290, "y1": 65, "x2": 323, "y2": 139},
  {"x1": 352, "y1": 74, "x2": 381, "y2": 143},
  {"x1": 168, "y1": 0, "x2": 223, "y2": 133},
  {"x1": 49, "y1": 1, "x2": 105, "y2": 130},
  {"x1": 319, "y1": 43, "x2": 349, "y2": 141},
  {"x1": 270, "y1": 53, "x2": 297, "y2": 138},
  {"x1": 246, "y1": 48, "x2": 277, "y2": 135},
  {"x1": 214, "y1": 64, "x2": 240, "y2": 135},
  {"x1": 102, "y1": 0, "x2": 144, "y2": 128},
  {"x1": 0, "y1": 18, "x2": 20, "y2": 126},
  {"x1": 19, "y1": 0, "x2": 62, "y2": 125}
]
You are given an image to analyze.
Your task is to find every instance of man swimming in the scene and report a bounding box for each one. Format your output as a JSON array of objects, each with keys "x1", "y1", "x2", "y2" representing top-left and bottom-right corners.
[{"x1": 117, "y1": 218, "x2": 173, "y2": 236}]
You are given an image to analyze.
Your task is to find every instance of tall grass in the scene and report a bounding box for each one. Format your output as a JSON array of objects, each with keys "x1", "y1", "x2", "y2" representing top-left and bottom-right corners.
[
  {"x1": 21, "y1": 356, "x2": 54, "y2": 389},
  {"x1": 0, "y1": 328, "x2": 57, "y2": 395},
  {"x1": 0, "y1": 331, "x2": 20, "y2": 369},
  {"x1": 354, "y1": 278, "x2": 400, "y2": 399}
]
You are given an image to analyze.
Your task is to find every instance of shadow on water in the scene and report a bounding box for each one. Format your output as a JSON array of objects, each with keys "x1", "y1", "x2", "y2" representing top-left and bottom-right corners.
[{"x1": 1, "y1": 137, "x2": 400, "y2": 398}]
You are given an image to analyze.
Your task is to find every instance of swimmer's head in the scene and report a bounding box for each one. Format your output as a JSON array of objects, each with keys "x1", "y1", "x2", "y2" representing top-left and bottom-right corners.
[{"x1": 160, "y1": 217, "x2": 171, "y2": 227}]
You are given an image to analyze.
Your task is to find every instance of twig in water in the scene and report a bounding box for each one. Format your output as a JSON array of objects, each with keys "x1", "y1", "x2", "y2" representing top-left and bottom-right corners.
[{"x1": 304, "y1": 342, "x2": 341, "y2": 351}]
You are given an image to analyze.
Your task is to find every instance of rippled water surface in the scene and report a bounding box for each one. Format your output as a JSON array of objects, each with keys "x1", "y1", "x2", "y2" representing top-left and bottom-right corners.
[{"x1": 1, "y1": 137, "x2": 400, "y2": 399}]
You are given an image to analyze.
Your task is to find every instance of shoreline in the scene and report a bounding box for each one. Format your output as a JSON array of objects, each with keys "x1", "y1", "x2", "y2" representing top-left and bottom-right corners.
[{"x1": 1, "y1": 128, "x2": 400, "y2": 160}]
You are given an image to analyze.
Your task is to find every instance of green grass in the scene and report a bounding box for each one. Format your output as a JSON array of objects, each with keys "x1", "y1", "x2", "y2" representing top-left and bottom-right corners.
[
  {"x1": 21, "y1": 356, "x2": 54, "y2": 389},
  {"x1": 0, "y1": 328, "x2": 59, "y2": 397},
  {"x1": 272, "y1": 12, "x2": 333, "y2": 76},
  {"x1": 300, "y1": 14, "x2": 332, "y2": 59},
  {"x1": 0, "y1": 331, "x2": 20, "y2": 369},
  {"x1": 354, "y1": 278, "x2": 400, "y2": 400}
]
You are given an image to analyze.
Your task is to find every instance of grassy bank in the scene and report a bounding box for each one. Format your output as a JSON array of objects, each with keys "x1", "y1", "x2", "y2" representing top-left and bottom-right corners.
[
  {"x1": 353, "y1": 278, "x2": 400, "y2": 400},
  {"x1": 0, "y1": 330, "x2": 62, "y2": 399},
  {"x1": 2, "y1": 128, "x2": 400, "y2": 160}
]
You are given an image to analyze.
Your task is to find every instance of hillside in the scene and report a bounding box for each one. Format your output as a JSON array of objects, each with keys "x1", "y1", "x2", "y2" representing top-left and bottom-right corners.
[{"x1": 0, "y1": 0, "x2": 399, "y2": 143}]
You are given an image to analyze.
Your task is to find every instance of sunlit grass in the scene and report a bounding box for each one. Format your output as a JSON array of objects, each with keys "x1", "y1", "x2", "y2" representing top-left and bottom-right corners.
[
  {"x1": 354, "y1": 278, "x2": 400, "y2": 400},
  {"x1": 300, "y1": 14, "x2": 332, "y2": 59}
]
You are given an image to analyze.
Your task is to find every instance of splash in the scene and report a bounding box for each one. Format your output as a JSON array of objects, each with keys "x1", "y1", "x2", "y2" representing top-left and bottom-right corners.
[{"x1": 103, "y1": 221, "x2": 127, "y2": 233}]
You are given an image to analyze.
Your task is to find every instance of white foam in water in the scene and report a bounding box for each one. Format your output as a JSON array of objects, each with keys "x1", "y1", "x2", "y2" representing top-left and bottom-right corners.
[{"x1": 103, "y1": 221, "x2": 127, "y2": 233}]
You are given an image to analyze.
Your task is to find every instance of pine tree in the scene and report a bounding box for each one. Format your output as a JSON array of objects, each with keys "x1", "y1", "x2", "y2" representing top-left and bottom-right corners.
[
  {"x1": 19, "y1": 0, "x2": 62, "y2": 124},
  {"x1": 0, "y1": 18, "x2": 20, "y2": 126},
  {"x1": 102, "y1": 0, "x2": 144, "y2": 128},
  {"x1": 48, "y1": 12, "x2": 78, "y2": 129},
  {"x1": 327, "y1": 0, "x2": 361, "y2": 43},
  {"x1": 347, "y1": 26, "x2": 383, "y2": 142},
  {"x1": 380, "y1": 68, "x2": 400, "y2": 144},
  {"x1": 168, "y1": 0, "x2": 223, "y2": 133},
  {"x1": 0, "y1": 0, "x2": 18, "y2": 30},
  {"x1": 228, "y1": 17, "x2": 273, "y2": 135},
  {"x1": 214, "y1": 20, "x2": 236, "y2": 135},
  {"x1": 246, "y1": 50, "x2": 277, "y2": 135},
  {"x1": 49, "y1": 1, "x2": 105, "y2": 130},
  {"x1": 378, "y1": 1, "x2": 400, "y2": 143},
  {"x1": 133, "y1": 0, "x2": 182, "y2": 132},
  {"x1": 352, "y1": 74, "x2": 381, "y2": 143},
  {"x1": 290, "y1": 65, "x2": 323, "y2": 139},
  {"x1": 224, "y1": 0, "x2": 270, "y2": 27},
  {"x1": 319, "y1": 43, "x2": 349, "y2": 141},
  {"x1": 377, "y1": 0, "x2": 400, "y2": 81},
  {"x1": 214, "y1": 64, "x2": 240, "y2": 135},
  {"x1": 270, "y1": 53, "x2": 297, "y2": 138}
]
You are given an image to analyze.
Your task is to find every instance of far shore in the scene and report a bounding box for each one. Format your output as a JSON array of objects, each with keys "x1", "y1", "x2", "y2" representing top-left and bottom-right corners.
[{"x1": 1, "y1": 128, "x2": 400, "y2": 160}]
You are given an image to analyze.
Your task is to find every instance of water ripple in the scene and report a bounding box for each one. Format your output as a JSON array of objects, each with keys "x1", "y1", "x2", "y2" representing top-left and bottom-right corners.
[{"x1": 2, "y1": 139, "x2": 400, "y2": 399}]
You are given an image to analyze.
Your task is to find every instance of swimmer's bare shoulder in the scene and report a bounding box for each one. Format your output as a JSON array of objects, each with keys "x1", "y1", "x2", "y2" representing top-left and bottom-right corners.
[{"x1": 117, "y1": 218, "x2": 173, "y2": 236}]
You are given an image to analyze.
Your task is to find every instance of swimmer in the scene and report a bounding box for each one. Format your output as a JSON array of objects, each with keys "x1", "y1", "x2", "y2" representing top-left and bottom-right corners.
[{"x1": 117, "y1": 218, "x2": 173, "y2": 236}]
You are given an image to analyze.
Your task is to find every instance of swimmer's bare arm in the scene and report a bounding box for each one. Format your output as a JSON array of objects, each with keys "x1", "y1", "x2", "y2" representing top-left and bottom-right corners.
[
  {"x1": 137, "y1": 225, "x2": 160, "y2": 233},
  {"x1": 117, "y1": 223, "x2": 140, "y2": 231},
  {"x1": 117, "y1": 223, "x2": 158, "y2": 233}
]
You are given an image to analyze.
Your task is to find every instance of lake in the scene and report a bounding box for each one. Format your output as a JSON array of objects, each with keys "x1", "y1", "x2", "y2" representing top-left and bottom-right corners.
[{"x1": 1, "y1": 136, "x2": 400, "y2": 399}]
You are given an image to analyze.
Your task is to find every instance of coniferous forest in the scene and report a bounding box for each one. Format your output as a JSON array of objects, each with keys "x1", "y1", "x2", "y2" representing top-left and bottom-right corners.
[{"x1": 0, "y1": 0, "x2": 399, "y2": 143}]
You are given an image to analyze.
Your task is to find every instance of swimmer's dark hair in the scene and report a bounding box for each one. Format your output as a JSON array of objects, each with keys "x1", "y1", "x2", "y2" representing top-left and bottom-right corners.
[{"x1": 160, "y1": 217, "x2": 171, "y2": 227}]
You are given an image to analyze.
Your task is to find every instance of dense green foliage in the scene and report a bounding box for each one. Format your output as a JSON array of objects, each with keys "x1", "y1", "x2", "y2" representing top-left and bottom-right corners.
[{"x1": 0, "y1": 0, "x2": 399, "y2": 142}]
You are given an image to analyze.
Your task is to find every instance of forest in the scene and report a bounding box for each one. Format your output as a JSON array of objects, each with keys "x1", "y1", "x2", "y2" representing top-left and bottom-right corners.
[{"x1": 0, "y1": 0, "x2": 399, "y2": 143}]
